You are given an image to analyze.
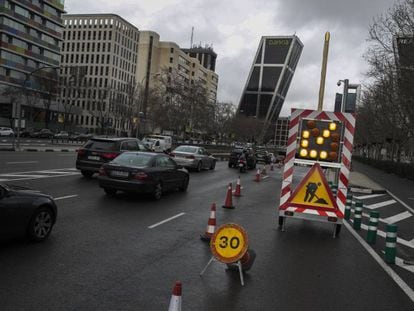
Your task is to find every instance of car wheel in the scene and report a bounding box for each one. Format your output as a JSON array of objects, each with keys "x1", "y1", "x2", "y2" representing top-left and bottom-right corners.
[
  {"x1": 179, "y1": 176, "x2": 189, "y2": 192},
  {"x1": 27, "y1": 206, "x2": 54, "y2": 242},
  {"x1": 153, "y1": 181, "x2": 163, "y2": 200},
  {"x1": 209, "y1": 161, "x2": 216, "y2": 170},
  {"x1": 81, "y1": 170, "x2": 94, "y2": 178},
  {"x1": 104, "y1": 188, "x2": 117, "y2": 196},
  {"x1": 196, "y1": 161, "x2": 202, "y2": 172}
]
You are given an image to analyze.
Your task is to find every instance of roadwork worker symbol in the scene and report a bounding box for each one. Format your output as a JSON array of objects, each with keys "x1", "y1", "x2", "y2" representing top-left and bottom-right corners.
[{"x1": 304, "y1": 182, "x2": 328, "y2": 204}]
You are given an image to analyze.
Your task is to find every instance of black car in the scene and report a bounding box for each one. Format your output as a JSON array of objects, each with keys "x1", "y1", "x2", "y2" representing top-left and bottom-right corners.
[
  {"x1": 97, "y1": 152, "x2": 189, "y2": 200},
  {"x1": 255, "y1": 149, "x2": 271, "y2": 164},
  {"x1": 228, "y1": 147, "x2": 257, "y2": 169},
  {"x1": 0, "y1": 183, "x2": 57, "y2": 241},
  {"x1": 76, "y1": 137, "x2": 149, "y2": 178}
]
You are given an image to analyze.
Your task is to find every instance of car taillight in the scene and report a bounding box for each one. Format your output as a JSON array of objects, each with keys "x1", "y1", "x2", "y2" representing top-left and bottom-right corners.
[
  {"x1": 186, "y1": 155, "x2": 195, "y2": 159},
  {"x1": 101, "y1": 152, "x2": 119, "y2": 160},
  {"x1": 77, "y1": 148, "x2": 86, "y2": 157},
  {"x1": 98, "y1": 167, "x2": 107, "y2": 176},
  {"x1": 134, "y1": 172, "x2": 149, "y2": 180}
]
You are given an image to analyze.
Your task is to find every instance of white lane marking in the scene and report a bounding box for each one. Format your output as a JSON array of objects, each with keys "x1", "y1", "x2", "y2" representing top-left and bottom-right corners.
[
  {"x1": 6, "y1": 161, "x2": 39, "y2": 164},
  {"x1": 365, "y1": 199, "x2": 397, "y2": 210},
  {"x1": 409, "y1": 198, "x2": 414, "y2": 201},
  {"x1": 0, "y1": 172, "x2": 80, "y2": 182},
  {"x1": 387, "y1": 190, "x2": 414, "y2": 214},
  {"x1": 148, "y1": 212, "x2": 185, "y2": 229},
  {"x1": 37, "y1": 170, "x2": 76, "y2": 174},
  {"x1": 0, "y1": 174, "x2": 46, "y2": 178},
  {"x1": 396, "y1": 256, "x2": 414, "y2": 274},
  {"x1": 343, "y1": 221, "x2": 414, "y2": 302},
  {"x1": 382, "y1": 211, "x2": 412, "y2": 224},
  {"x1": 54, "y1": 194, "x2": 78, "y2": 200},
  {"x1": 353, "y1": 193, "x2": 386, "y2": 200}
]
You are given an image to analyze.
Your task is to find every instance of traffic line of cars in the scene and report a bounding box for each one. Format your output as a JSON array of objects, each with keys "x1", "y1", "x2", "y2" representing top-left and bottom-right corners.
[{"x1": 75, "y1": 137, "x2": 217, "y2": 200}]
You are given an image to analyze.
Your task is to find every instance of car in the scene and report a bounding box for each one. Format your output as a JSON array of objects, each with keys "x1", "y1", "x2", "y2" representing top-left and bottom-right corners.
[
  {"x1": 97, "y1": 152, "x2": 189, "y2": 200},
  {"x1": 73, "y1": 133, "x2": 94, "y2": 141},
  {"x1": 255, "y1": 148, "x2": 271, "y2": 164},
  {"x1": 0, "y1": 127, "x2": 14, "y2": 137},
  {"x1": 31, "y1": 128, "x2": 54, "y2": 139},
  {"x1": 54, "y1": 131, "x2": 69, "y2": 139},
  {"x1": 0, "y1": 183, "x2": 57, "y2": 241},
  {"x1": 170, "y1": 145, "x2": 216, "y2": 171},
  {"x1": 228, "y1": 146, "x2": 257, "y2": 169},
  {"x1": 20, "y1": 128, "x2": 35, "y2": 138},
  {"x1": 76, "y1": 137, "x2": 148, "y2": 178}
]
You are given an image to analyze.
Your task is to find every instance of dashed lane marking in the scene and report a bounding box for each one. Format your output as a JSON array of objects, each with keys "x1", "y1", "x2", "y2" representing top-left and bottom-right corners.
[
  {"x1": 6, "y1": 161, "x2": 39, "y2": 164},
  {"x1": 382, "y1": 211, "x2": 412, "y2": 224},
  {"x1": 148, "y1": 212, "x2": 186, "y2": 229},
  {"x1": 353, "y1": 193, "x2": 386, "y2": 200},
  {"x1": 365, "y1": 199, "x2": 397, "y2": 210},
  {"x1": 54, "y1": 195, "x2": 78, "y2": 200}
]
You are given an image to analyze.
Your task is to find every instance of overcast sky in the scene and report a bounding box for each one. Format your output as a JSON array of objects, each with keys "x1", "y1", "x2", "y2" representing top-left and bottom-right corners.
[{"x1": 65, "y1": 0, "x2": 396, "y2": 116}]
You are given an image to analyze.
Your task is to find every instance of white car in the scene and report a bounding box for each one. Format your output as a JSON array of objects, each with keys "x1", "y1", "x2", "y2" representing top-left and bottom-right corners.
[{"x1": 0, "y1": 127, "x2": 14, "y2": 137}]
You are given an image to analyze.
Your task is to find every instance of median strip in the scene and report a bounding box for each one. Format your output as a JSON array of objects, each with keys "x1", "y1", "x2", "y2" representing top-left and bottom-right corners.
[{"x1": 148, "y1": 212, "x2": 186, "y2": 229}]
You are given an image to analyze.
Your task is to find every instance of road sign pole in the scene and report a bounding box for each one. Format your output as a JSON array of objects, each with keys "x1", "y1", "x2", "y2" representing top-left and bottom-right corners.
[{"x1": 344, "y1": 193, "x2": 352, "y2": 220}]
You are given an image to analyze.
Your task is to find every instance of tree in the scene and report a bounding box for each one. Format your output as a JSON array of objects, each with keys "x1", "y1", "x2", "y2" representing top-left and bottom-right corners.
[{"x1": 358, "y1": 0, "x2": 414, "y2": 160}]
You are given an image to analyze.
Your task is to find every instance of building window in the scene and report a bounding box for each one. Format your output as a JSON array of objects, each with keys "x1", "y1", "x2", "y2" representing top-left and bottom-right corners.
[
  {"x1": 170, "y1": 47, "x2": 174, "y2": 53},
  {"x1": 169, "y1": 57, "x2": 173, "y2": 63}
]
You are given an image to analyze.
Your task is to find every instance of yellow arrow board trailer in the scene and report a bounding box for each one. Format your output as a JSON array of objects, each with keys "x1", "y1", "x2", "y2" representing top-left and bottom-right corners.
[{"x1": 278, "y1": 109, "x2": 356, "y2": 236}]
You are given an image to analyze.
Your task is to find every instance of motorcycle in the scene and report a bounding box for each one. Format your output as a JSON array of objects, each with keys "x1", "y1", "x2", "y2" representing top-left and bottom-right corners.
[{"x1": 238, "y1": 156, "x2": 247, "y2": 173}]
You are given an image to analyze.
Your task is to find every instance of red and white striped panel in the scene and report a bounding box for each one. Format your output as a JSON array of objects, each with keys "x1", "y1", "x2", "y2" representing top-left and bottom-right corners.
[
  {"x1": 279, "y1": 109, "x2": 356, "y2": 215},
  {"x1": 284, "y1": 206, "x2": 344, "y2": 218}
]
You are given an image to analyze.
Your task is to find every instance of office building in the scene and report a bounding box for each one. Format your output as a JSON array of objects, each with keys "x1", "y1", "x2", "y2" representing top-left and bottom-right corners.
[
  {"x1": 136, "y1": 30, "x2": 219, "y2": 107},
  {"x1": 182, "y1": 45, "x2": 217, "y2": 72},
  {"x1": 0, "y1": 0, "x2": 65, "y2": 127},
  {"x1": 61, "y1": 14, "x2": 139, "y2": 135},
  {"x1": 238, "y1": 35, "x2": 303, "y2": 141}
]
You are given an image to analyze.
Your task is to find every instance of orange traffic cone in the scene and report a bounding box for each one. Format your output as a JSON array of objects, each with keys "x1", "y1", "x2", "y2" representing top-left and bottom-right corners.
[
  {"x1": 233, "y1": 176, "x2": 242, "y2": 197},
  {"x1": 254, "y1": 168, "x2": 261, "y2": 182},
  {"x1": 200, "y1": 203, "x2": 216, "y2": 241},
  {"x1": 222, "y1": 183, "x2": 235, "y2": 209},
  {"x1": 168, "y1": 281, "x2": 182, "y2": 311}
]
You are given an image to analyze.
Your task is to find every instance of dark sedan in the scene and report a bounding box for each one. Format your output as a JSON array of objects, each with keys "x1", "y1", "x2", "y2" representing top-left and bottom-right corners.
[
  {"x1": 97, "y1": 152, "x2": 189, "y2": 200},
  {"x1": 0, "y1": 183, "x2": 57, "y2": 242}
]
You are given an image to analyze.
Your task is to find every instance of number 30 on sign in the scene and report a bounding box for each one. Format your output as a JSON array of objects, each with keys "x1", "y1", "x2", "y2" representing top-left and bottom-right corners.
[{"x1": 210, "y1": 223, "x2": 248, "y2": 264}]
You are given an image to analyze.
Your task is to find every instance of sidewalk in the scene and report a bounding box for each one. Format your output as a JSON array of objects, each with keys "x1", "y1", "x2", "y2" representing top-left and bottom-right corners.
[{"x1": 349, "y1": 169, "x2": 386, "y2": 193}]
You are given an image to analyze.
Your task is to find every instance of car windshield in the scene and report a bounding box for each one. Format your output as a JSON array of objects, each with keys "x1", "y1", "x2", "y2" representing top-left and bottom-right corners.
[
  {"x1": 175, "y1": 146, "x2": 198, "y2": 153},
  {"x1": 84, "y1": 140, "x2": 118, "y2": 151},
  {"x1": 111, "y1": 153, "x2": 153, "y2": 167}
]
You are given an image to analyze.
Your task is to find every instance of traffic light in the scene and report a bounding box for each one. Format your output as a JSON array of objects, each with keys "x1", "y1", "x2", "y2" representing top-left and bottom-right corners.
[{"x1": 296, "y1": 119, "x2": 343, "y2": 163}]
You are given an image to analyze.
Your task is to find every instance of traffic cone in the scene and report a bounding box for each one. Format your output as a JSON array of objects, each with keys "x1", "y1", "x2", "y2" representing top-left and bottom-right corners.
[
  {"x1": 168, "y1": 281, "x2": 182, "y2": 311},
  {"x1": 226, "y1": 249, "x2": 257, "y2": 272},
  {"x1": 200, "y1": 203, "x2": 216, "y2": 241},
  {"x1": 261, "y1": 165, "x2": 267, "y2": 176},
  {"x1": 222, "y1": 183, "x2": 235, "y2": 209},
  {"x1": 254, "y1": 168, "x2": 261, "y2": 182},
  {"x1": 233, "y1": 176, "x2": 242, "y2": 197}
]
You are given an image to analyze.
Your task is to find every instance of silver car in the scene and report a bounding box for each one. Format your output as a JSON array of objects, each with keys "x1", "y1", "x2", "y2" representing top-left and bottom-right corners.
[{"x1": 171, "y1": 145, "x2": 216, "y2": 171}]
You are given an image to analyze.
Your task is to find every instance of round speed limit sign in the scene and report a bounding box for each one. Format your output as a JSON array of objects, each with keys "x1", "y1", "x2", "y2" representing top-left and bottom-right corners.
[{"x1": 210, "y1": 223, "x2": 248, "y2": 264}]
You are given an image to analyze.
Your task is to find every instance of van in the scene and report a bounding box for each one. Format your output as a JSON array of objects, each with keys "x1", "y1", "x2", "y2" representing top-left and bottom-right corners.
[{"x1": 142, "y1": 134, "x2": 172, "y2": 152}]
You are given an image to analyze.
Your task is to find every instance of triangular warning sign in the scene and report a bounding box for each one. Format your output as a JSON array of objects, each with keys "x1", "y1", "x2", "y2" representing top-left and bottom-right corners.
[{"x1": 281, "y1": 163, "x2": 339, "y2": 212}]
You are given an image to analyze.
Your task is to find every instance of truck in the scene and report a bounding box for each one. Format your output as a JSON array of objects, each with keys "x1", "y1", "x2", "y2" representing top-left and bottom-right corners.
[{"x1": 142, "y1": 134, "x2": 173, "y2": 153}]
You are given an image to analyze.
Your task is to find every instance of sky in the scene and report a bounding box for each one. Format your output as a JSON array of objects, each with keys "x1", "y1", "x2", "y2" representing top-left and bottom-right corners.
[{"x1": 64, "y1": 0, "x2": 396, "y2": 116}]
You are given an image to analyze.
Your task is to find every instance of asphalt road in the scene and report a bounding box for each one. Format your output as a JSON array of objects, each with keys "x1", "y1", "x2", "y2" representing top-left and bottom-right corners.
[{"x1": 0, "y1": 152, "x2": 413, "y2": 310}]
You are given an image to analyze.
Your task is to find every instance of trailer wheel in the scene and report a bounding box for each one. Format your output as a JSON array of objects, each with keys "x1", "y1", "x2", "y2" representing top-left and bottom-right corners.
[{"x1": 278, "y1": 216, "x2": 285, "y2": 228}]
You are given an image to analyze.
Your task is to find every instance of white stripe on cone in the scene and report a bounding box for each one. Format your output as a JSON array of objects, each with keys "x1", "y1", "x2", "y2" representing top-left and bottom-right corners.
[{"x1": 168, "y1": 295, "x2": 182, "y2": 311}]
